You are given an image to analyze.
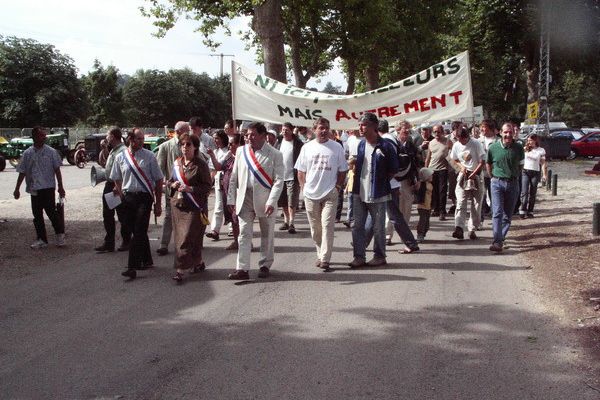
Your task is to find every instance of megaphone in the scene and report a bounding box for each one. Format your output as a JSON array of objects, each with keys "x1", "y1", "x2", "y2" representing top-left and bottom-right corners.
[{"x1": 91, "y1": 165, "x2": 107, "y2": 187}]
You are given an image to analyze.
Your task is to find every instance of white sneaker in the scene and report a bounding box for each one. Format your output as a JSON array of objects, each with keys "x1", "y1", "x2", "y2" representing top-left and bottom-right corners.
[
  {"x1": 30, "y1": 239, "x2": 48, "y2": 249},
  {"x1": 56, "y1": 233, "x2": 65, "y2": 247}
]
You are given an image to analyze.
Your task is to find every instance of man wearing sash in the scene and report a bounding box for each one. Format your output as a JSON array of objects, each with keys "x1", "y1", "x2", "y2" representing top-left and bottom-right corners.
[
  {"x1": 110, "y1": 128, "x2": 164, "y2": 279},
  {"x1": 227, "y1": 122, "x2": 284, "y2": 280},
  {"x1": 95, "y1": 127, "x2": 131, "y2": 253},
  {"x1": 155, "y1": 121, "x2": 188, "y2": 256}
]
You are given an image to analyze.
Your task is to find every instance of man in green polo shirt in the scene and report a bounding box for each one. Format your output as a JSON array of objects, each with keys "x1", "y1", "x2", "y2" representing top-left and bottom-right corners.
[{"x1": 486, "y1": 122, "x2": 524, "y2": 252}]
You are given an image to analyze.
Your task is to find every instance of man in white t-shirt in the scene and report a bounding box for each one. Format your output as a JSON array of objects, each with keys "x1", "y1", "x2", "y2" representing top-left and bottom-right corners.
[
  {"x1": 451, "y1": 129, "x2": 485, "y2": 240},
  {"x1": 275, "y1": 122, "x2": 304, "y2": 233},
  {"x1": 295, "y1": 117, "x2": 348, "y2": 269}
]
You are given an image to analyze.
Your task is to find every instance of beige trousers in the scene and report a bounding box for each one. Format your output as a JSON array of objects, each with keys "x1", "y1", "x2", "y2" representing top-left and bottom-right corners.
[
  {"x1": 305, "y1": 189, "x2": 338, "y2": 263},
  {"x1": 236, "y1": 194, "x2": 275, "y2": 271}
]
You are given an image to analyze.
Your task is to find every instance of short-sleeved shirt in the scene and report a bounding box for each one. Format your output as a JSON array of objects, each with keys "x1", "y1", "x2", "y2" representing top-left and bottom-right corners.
[
  {"x1": 523, "y1": 147, "x2": 546, "y2": 171},
  {"x1": 487, "y1": 141, "x2": 525, "y2": 179},
  {"x1": 294, "y1": 139, "x2": 348, "y2": 200},
  {"x1": 279, "y1": 139, "x2": 295, "y2": 181},
  {"x1": 105, "y1": 143, "x2": 126, "y2": 183},
  {"x1": 346, "y1": 135, "x2": 364, "y2": 158},
  {"x1": 110, "y1": 147, "x2": 164, "y2": 192},
  {"x1": 428, "y1": 137, "x2": 449, "y2": 171},
  {"x1": 17, "y1": 144, "x2": 62, "y2": 193},
  {"x1": 450, "y1": 138, "x2": 485, "y2": 171}
]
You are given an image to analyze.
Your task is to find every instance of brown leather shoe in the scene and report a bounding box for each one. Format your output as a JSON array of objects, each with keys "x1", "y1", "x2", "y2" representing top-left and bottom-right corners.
[
  {"x1": 489, "y1": 242, "x2": 503, "y2": 252},
  {"x1": 348, "y1": 258, "x2": 366, "y2": 268},
  {"x1": 257, "y1": 266, "x2": 270, "y2": 278},
  {"x1": 366, "y1": 257, "x2": 387, "y2": 267},
  {"x1": 228, "y1": 270, "x2": 249, "y2": 280}
]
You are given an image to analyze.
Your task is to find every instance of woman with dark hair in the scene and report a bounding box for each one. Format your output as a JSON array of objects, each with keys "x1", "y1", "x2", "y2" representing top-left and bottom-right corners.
[
  {"x1": 168, "y1": 133, "x2": 212, "y2": 283},
  {"x1": 220, "y1": 134, "x2": 243, "y2": 250},
  {"x1": 519, "y1": 134, "x2": 547, "y2": 218},
  {"x1": 205, "y1": 129, "x2": 230, "y2": 241}
]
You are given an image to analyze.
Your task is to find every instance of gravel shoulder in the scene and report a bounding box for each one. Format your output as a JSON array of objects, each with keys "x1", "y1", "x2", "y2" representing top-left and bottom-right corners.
[{"x1": 511, "y1": 158, "x2": 600, "y2": 386}]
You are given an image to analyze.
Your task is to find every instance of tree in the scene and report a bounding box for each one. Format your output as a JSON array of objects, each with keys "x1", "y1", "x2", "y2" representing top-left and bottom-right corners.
[
  {"x1": 0, "y1": 36, "x2": 85, "y2": 127},
  {"x1": 141, "y1": 0, "x2": 286, "y2": 82},
  {"x1": 321, "y1": 81, "x2": 344, "y2": 94},
  {"x1": 123, "y1": 68, "x2": 231, "y2": 127},
  {"x1": 81, "y1": 60, "x2": 125, "y2": 126},
  {"x1": 552, "y1": 71, "x2": 600, "y2": 127}
]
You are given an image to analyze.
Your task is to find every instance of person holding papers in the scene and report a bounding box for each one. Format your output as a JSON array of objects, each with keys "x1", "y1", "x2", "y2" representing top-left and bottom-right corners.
[
  {"x1": 95, "y1": 127, "x2": 131, "y2": 253},
  {"x1": 167, "y1": 133, "x2": 212, "y2": 284},
  {"x1": 226, "y1": 122, "x2": 284, "y2": 280},
  {"x1": 110, "y1": 128, "x2": 164, "y2": 280}
]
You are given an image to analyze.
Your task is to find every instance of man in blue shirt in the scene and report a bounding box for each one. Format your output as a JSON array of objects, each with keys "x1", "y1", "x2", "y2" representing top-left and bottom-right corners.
[{"x1": 349, "y1": 113, "x2": 400, "y2": 267}]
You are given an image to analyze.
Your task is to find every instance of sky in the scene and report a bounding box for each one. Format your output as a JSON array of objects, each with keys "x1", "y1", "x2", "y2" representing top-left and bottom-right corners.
[{"x1": 0, "y1": 0, "x2": 347, "y2": 90}]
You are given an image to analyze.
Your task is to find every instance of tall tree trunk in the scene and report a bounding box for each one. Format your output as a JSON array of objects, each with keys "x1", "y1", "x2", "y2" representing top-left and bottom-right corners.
[
  {"x1": 345, "y1": 59, "x2": 356, "y2": 95},
  {"x1": 252, "y1": 0, "x2": 286, "y2": 82},
  {"x1": 288, "y1": 20, "x2": 308, "y2": 88},
  {"x1": 364, "y1": 62, "x2": 380, "y2": 91}
]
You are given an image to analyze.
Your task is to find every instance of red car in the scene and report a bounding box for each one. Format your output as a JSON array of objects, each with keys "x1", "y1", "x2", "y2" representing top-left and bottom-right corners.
[{"x1": 570, "y1": 131, "x2": 600, "y2": 159}]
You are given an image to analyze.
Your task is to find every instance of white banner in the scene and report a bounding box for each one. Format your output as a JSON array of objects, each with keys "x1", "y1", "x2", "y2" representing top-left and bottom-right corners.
[{"x1": 232, "y1": 51, "x2": 474, "y2": 130}]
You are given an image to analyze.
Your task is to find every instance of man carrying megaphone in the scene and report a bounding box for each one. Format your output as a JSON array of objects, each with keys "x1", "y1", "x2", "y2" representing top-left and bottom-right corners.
[{"x1": 95, "y1": 127, "x2": 131, "y2": 253}]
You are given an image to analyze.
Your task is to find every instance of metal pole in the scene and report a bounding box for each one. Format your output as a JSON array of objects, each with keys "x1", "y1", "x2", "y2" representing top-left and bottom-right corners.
[
  {"x1": 220, "y1": 53, "x2": 224, "y2": 78},
  {"x1": 551, "y1": 174, "x2": 558, "y2": 196},
  {"x1": 546, "y1": 169, "x2": 552, "y2": 190},
  {"x1": 593, "y1": 203, "x2": 600, "y2": 236}
]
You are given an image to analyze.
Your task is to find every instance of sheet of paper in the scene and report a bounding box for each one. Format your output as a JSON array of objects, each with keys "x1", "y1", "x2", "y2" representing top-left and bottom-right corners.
[{"x1": 104, "y1": 192, "x2": 122, "y2": 210}]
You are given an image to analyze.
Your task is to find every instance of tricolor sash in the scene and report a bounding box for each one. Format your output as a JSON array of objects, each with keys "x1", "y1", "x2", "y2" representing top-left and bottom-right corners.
[
  {"x1": 242, "y1": 144, "x2": 273, "y2": 190},
  {"x1": 172, "y1": 158, "x2": 203, "y2": 210},
  {"x1": 124, "y1": 148, "x2": 155, "y2": 201}
]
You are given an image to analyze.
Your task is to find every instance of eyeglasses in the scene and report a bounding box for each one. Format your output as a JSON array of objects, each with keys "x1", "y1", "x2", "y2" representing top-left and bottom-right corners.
[{"x1": 180, "y1": 142, "x2": 193, "y2": 147}]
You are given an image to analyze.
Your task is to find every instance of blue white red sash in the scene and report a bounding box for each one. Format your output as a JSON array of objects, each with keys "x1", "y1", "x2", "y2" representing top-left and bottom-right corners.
[
  {"x1": 124, "y1": 148, "x2": 154, "y2": 201},
  {"x1": 242, "y1": 144, "x2": 273, "y2": 190},
  {"x1": 172, "y1": 158, "x2": 203, "y2": 210}
]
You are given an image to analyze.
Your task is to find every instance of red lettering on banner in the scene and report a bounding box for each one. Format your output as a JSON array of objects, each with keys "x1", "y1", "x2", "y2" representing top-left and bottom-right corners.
[
  {"x1": 336, "y1": 109, "x2": 351, "y2": 121},
  {"x1": 431, "y1": 95, "x2": 446, "y2": 109},
  {"x1": 377, "y1": 107, "x2": 390, "y2": 118},
  {"x1": 404, "y1": 100, "x2": 419, "y2": 114},
  {"x1": 389, "y1": 105, "x2": 401, "y2": 116},
  {"x1": 449, "y1": 90, "x2": 463, "y2": 104},
  {"x1": 418, "y1": 98, "x2": 430, "y2": 112}
]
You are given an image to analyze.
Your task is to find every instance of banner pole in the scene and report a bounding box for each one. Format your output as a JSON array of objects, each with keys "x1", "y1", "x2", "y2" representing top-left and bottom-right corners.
[
  {"x1": 230, "y1": 60, "x2": 237, "y2": 128},
  {"x1": 465, "y1": 50, "x2": 475, "y2": 120}
]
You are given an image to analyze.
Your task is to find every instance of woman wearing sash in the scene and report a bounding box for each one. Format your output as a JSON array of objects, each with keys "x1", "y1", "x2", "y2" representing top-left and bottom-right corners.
[{"x1": 169, "y1": 133, "x2": 212, "y2": 283}]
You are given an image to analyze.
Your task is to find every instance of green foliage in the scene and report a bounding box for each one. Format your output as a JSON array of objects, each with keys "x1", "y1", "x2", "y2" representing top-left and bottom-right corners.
[
  {"x1": 0, "y1": 36, "x2": 86, "y2": 127},
  {"x1": 321, "y1": 81, "x2": 344, "y2": 95},
  {"x1": 122, "y1": 68, "x2": 231, "y2": 127},
  {"x1": 81, "y1": 60, "x2": 125, "y2": 126},
  {"x1": 552, "y1": 71, "x2": 600, "y2": 127}
]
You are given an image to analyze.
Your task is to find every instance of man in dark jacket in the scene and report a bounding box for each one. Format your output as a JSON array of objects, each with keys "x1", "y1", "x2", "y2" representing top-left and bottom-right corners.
[
  {"x1": 348, "y1": 113, "x2": 399, "y2": 268},
  {"x1": 275, "y1": 122, "x2": 303, "y2": 233}
]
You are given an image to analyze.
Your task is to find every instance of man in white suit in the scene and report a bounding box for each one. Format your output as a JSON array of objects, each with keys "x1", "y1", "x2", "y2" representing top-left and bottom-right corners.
[{"x1": 227, "y1": 122, "x2": 284, "y2": 279}]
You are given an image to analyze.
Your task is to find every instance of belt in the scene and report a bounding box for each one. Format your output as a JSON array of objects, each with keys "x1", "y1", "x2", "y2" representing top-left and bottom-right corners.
[{"x1": 493, "y1": 176, "x2": 516, "y2": 181}]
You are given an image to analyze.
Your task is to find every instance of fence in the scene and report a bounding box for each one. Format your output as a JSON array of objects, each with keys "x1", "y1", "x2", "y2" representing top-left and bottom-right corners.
[{"x1": 0, "y1": 127, "x2": 170, "y2": 147}]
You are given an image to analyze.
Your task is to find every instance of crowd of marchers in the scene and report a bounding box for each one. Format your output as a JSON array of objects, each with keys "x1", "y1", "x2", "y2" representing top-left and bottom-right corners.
[{"x1": 12, "y1": 113, "x2": 547, "y2": 283}]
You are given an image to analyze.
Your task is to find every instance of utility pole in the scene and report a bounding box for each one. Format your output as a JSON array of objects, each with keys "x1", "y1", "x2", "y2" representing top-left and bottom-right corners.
[
  {"x1": 210, "y1": 53, "x2": 235, "y2": 78},
  {"x1": 537, "y1": 7, "x2": 551, "y2": 136}
]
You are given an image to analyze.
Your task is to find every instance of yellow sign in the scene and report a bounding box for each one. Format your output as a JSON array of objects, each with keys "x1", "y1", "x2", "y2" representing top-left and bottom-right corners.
[{"x1": 527, "y1": 102, "x2": 539, "y2": 120}]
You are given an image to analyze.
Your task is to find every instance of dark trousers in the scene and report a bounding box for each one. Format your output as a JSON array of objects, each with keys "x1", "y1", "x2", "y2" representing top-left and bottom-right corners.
[
  {"x1": 102, "y1": 182, "x2": 131, "y2": 246},
  {"x1": 31, "y1": 188, "x2": 63, "y2": 243},
  {"x1": 431, "y1": 169, "x2": 448, "y2": 215},
  {"x1": 482, "y1": 176, "x2": 492, "y2": 216},
  {"x1": 335, "y1": 187, "x2": 344, "y2": 220},
  {"x1": 122, "y1": 192, "x2": 153, "y2": 268},
  {"x1": 448, "y1": 169, "x2": 457, "y2": 203},
  {"x1": 417, "y1": 208, "x2": 431, "y2": 237},
  {"x1": 520, "y1": 170, "x2": 541, "y2": 214}
]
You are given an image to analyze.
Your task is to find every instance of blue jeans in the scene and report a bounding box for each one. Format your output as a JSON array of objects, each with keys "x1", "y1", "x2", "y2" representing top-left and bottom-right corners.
[
  {"x1": 345, "y1": 191, "x2": 354, "y2": 224},
  {"x1": 352, "y1": 194, "x2": 387, "y2": 260},
  {"x1": 490, "y1": 177, "x2": 520, "y2": 245},
  {"x1": 520, "y1": 170, "x2": 540, "y2": 214},
  {"x1": 365, "y1": 188, "x2": 418, "y2": 250}
]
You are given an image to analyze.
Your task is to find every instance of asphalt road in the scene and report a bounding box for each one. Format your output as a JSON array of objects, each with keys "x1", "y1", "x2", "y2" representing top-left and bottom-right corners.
[{"x1": 0, "y1": 167, "x2": 598, "y2": 399}]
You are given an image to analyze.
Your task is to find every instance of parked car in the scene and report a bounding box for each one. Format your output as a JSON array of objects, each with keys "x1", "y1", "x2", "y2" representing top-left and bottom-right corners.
[
  {"x1": 548, "y1": 129, "x2": 584, "y2": 141},
  {"x1": 569, "y1": 131, "x2": 600, "y2": 159}
]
